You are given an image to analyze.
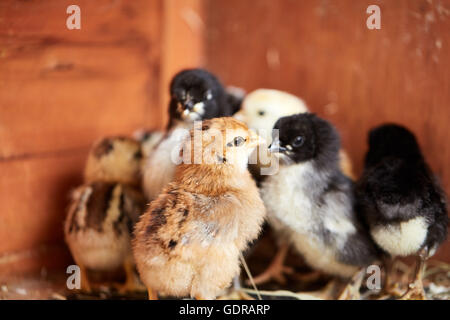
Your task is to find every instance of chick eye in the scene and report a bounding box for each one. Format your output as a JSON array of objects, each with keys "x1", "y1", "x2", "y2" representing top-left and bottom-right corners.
[
  {"x1": 292, "y1": 136, "x2": 304, "y2": 147},
  {"x1": 133, "y1": 149, "x2": 143, "y2": 159},
  {"x1": 258, "y1": 110, "x2": 265, "y2": 116},
  {"x1": 227, "y1": 136, "x2": 246, "y2": 147}
]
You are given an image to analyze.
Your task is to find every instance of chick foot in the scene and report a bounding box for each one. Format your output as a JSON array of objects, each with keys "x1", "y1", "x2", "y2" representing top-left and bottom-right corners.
[
  {"x1": 400, "y1": 265, "x2": 427, "y2": 300},
  {"x1": 377, "y1": 258, "x2": 404, "y2": 299},
  {"x1": 400, "y1": 249, "x2": 428, "y2": 300},
  {"x1": 249, "y1": 243, "x2": 293, "y2": 285},
  {"x1": 400, "y1": 279, "x2": 426, "y2": 300},
  {"x1": 147, "y1": 287, "x2": 158, "y2": 300},
  {"x1": 338, "y1": 269, "x2": 365, "y2": 300},
  {"x1": 378, "y1": 283, "x2": 404, "y2": 299}
]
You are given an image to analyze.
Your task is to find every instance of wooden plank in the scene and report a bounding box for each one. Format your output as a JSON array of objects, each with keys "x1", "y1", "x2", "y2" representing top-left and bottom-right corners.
[
  {"x1": 0, "y1": 0, "x2": 164, "y2": 159},
  {"x1": 204, "y1": 0, "x2": 450, "y2": 261},
  {"x1": 0, "y1": 0, "x2": 164, "y2": 274},
  {"x1": 0, "y1": 0, "x2": 161, "y2": 44},
  {"x1": 0, "y1": 43, "x2": 161, "y2": 158},
  {"x1": 0, "y1": 150, "x2": 88, "y2": 254}
]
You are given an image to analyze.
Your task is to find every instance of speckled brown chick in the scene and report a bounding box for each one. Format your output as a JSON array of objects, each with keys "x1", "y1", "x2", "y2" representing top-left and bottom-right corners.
[
  {"x1": 133, "y1": 118, "x2": 266, "y2": 300},
  {"x1": 84, "y1": 136, "x2": 143, "y2": 187},
  {"x1": 65, "y1": 136, "x2": 147, "y2": 292}
]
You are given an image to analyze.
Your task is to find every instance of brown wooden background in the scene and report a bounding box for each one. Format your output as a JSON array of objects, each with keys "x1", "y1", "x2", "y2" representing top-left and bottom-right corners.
[{"x1": 0, "y1": 0, "x2": 449, "y2": 275}]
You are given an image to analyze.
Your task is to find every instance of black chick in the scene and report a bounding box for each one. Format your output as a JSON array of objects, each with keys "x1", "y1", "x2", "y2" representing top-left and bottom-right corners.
[
  {"x1": 167, "y1": 68, "x2": 240, "y2": 129},
  {"x1": 258, "y1": 113, "x2": 378, "y2": 297},
  {"x1": 356, "y1": 124, "x2": 448, "y2": 299}
]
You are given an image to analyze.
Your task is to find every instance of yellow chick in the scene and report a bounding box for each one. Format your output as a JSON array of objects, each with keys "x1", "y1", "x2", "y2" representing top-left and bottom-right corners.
[{"x1": 235, "y1": 89, "x2": 308, "y2": 144}]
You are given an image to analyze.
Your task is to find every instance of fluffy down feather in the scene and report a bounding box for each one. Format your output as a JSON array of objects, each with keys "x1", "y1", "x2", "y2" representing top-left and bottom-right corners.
[
  {"x1": 356, "y1": 124, "x2": 448, "y2": 258},
  {"x1": 133, "y1": 118, "x2": 266, "y2": 299},
  {"x1": 65, "y1": 182, "x2": 147, "y2": 271},
  {"x1": 261, "y1": 113, "x2": 378, "y2": 278}
]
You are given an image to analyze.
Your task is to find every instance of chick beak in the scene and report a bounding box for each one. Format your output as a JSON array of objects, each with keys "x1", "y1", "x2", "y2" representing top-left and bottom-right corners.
[
  {"x1": 268, "y1": 139, "x2": 286, "y2": 153},
  {"x1": 248, "y1": 131, "x2": 265, "y2": 148},
  {"x1": 183, "y1": 99, "x2": 194, "y2": 112}
]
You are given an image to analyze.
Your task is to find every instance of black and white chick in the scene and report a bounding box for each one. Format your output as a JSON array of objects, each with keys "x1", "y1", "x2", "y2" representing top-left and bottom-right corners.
[
  {"x1": 65, "y1": 136, "x2": 147, "y2": 293},
  {"x1": 258, "y1": 113, "x2": 378, "y2": 296},
  {"x1": 142, "y1": 68, "x2": 240, "y2": 201},
  {"x1": 235, "y1": 89, "x2": 355, "y2": 187},
  {"x1": 356, "y1": 124, "x2": 448, "y2": 299}
]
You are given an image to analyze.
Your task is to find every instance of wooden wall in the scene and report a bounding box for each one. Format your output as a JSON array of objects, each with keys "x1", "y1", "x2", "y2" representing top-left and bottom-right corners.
[
  {"x1": 0, "y1": 0, "x2": 449, "y2": 275},
  {"x1": 204, "y1": 0, "x2": 450, "y2": 261},
  {"x1": 0, "y1": 0, "x2": 164, "y2": 274}
]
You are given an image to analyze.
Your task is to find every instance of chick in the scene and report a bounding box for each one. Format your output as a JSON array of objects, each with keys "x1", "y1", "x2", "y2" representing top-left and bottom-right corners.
[
  {"x1": 65, "y1": 136, "x2": 147, "y2": 292},
  {"x1": 257, "y1": 113, "x2": 378, "y2": 294},
  {"x1": 167, "y1": 69, "x2": 239, "y2": 127},
  {"x1": 84, "y1": 136, "x2": 143, "y2": 187},
  {"x1": 235, "y1": 89, "x2": 308, "y2": 144},
  {"x1": 235, "y1": 88, "x2": 354, "y2": 180},
  {"x1": 356, "y1": 124, "x2": 448, "y2": 299},
  {"x1": 133, "y1": 117, "x2": 266, "y2": 300},
  {"x1": 237, "y1": 90, "x2": 356, "y2": 285},
  {"x1": 142, "y1": 69, "x2": 239, "y2": 201},
  {"x1": 133, "y1": 129, "x2": 165, "y2": 159},
  {"x1": 133, "y1": 129, "x2": 165, "y2": 178}
]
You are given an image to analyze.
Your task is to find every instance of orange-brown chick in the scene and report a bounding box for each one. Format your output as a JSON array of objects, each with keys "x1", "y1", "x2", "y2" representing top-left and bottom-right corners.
[{"x1": 133, "y1": 118, "x2": 266, "y2": 299}]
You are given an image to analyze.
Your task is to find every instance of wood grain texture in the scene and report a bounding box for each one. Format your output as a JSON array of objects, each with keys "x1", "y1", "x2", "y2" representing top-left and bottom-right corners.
[
  {"x1": 0, "y1": 0, "x2": 161, "y2": 43},
  {"x1": 0, "y1": 150, "x2": 87, "y2": 254},
  {"x1": 0, "y1": 0, "x2": 164, "y2": 273},
  {"x1": 0, "y1": 43, "x2": 159, "y2": 158},
  {"x1": 204, "y1": 0, "x2": 450, "y2": 261},
  {"x1": 0, "y1": 0, "x2": 163, "y2": 159}
]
